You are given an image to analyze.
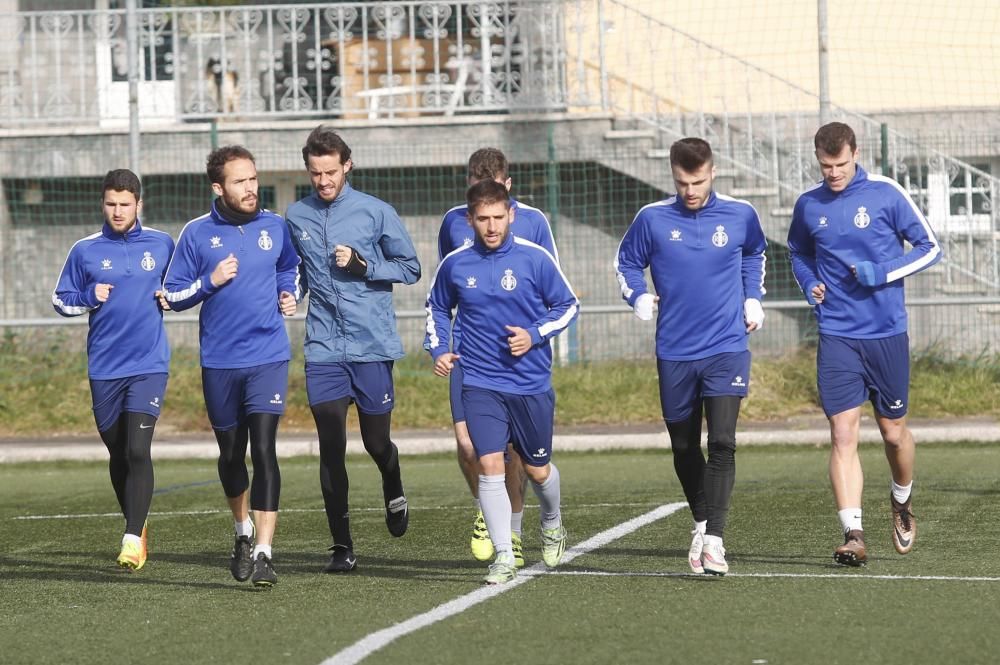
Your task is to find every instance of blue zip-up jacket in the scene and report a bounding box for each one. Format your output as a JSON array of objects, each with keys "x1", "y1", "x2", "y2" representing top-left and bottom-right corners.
[
  {"x1": 615, "y1": 192, "x2": 767, "y2": 361},
  {"x1": 438, "y1": 198, "x2": 560, "y2": 354},
  {"x1": 424, "y1": 233, "x2": 579, "y2": 395},
  {"x1": 162, "y1": 201, "x2": 300, "y2": 369},
  {"x1": 787, "y1": 166, "x2": 941, "y2": 339},
  {"x1": 285, "y1": 183, "x2": 421, "y2": 363},
  {"x1": 52, "y1": 220, "x2": 174, "y2": 380},
  {"x1": 438, "y1": 199, "x2": 559, "y2": 260}
]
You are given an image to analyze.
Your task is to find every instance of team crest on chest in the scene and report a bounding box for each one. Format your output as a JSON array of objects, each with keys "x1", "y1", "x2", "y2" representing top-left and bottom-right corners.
[
  {"x1": 853, "y1": 206, "x2": 870, "y2": 229},
  {"x1": 140, "y1": 251, "x2": 156, "y2": 271},
  {"x1": 711, "y1": 225, "x2": 729, "y2": 247},
  {"x1": 101, "y1": 258, "x2": 112, "y2": 270},
  {"x1": 210, "y1": 236, "x2": 223, "y2": 249},
  {"x1": 670, "y1": 228, "x2": 683, "y2": 241},
  {"x1": 300, "y1": 230, "x2": 311, "y2": 241},
  {"x1": 465, "y1": 276, "x2": 477, "y2": 288},
  {"x1": 258, "y1": 230, "x2": 273, "y2": 251},
  {"x1": 500, "y1": 268, "x2": 517, "y2": 291},
  {"x1": 818, "y1": 216, "x2": 828, "y2": 228}
]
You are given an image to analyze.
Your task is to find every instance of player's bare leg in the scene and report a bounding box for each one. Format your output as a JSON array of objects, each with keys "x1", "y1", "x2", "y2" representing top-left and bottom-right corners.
[{"x1": 829, "y1": 406, "x2": 866, "y2": 565}]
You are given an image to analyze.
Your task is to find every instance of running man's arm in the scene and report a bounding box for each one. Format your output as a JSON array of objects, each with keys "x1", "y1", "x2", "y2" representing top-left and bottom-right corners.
[
  {"x1": 275, "y1": 221, "x2": 303, "y2": 301},
  {"x1": 855, "y1": 181, "x2": 942, "y2": 287},
  {"x1": 613, "y1": 211, "x2": 653, "y2": 308},
  {"x1": 162, "y1": 223, "x2": 219, "y2": 312},
  {"x1": 524, "y1": 251, "x2": 579, "y2": 347},
  {"x1": 423, "y1": 257, "x2": 457, "y2": 360},
  {"x1": 741, "y1": 204, "x2": 768, "y2": 301},
  {"x1": 366, "y1": 208, "x2": 421, "y2": 285},
  {"x1": 787, "y1": 198, "x2": 823, "y2": 304},
  {"x1": 52, "y1": 243, "x2": 100, "y2": 316}
]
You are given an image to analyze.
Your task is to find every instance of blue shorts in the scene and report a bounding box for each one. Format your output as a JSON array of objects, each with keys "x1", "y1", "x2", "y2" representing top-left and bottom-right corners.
[
  {"x1": 305, "y1": 361, "x2": 395, "y2": 414},
  {"x1": 657, "y1": 351, "x2": 751, "y2": 422},
  {"x1": 817, "y1": 333, "x2": 909, "y2": 418},
  {"x1": 449, "y1": 363, "x2": 465, "y2": 423},
  {"x1": 202, "y1": 361, "x2": 288, "y2": 430},
  {"x1": 90, "y1": 373, "x2": 168, "y2": 433},
  {"x1": 463, "y1": 386, "x2": 555, "y2": 466}
]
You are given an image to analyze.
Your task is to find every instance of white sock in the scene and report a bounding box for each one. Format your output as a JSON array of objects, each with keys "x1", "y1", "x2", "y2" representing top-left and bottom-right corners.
[
  {"x1": 479, "y1": 474, "x2": 512, "y2": 554},
  {"x1": 530, "y1": 463, "x2": 562, "y2": 531},
  {"x1": 235, "y1": 518, "x2": 254, "y2": 538},
  {"x1": 474, "y1": 498, "x2": 482, "y2": 512},
  {"x1": 252, "y1": 544, "x2": 272, "y2": 559},
  {"x1": 122, "y1": 533, "x2": 141, "y2": 547},
  {"x1": 704, "y1": 534, "x2": 724, "y2": 549},
  {"x1": 693, "y1": 520, "x2": 707, "y2": 535},
  {"x1": 891, "y1": 480, "x2": 912, "y2": 504},
  {"x1": 838, "y1": 508, "x2": 863, "y2": 533},
  {"x1": 510, "y1": 511, "x2": 523, "y2": 537}
]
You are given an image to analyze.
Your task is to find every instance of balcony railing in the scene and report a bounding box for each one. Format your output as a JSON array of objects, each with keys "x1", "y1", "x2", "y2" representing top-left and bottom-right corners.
[{"x1": 0, "y1": 1, "x2": 567, "y2": 126}]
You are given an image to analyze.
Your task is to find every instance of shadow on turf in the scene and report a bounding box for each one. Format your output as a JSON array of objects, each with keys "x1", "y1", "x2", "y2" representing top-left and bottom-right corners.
[{"x1": 0, "y1": 553, "x2": 264, "y2": 592}]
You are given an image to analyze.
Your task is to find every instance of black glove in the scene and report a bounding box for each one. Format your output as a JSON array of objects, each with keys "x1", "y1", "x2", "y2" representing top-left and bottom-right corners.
[{"x1": 340, "y1": 246, "x2": 368, "y2": 278}]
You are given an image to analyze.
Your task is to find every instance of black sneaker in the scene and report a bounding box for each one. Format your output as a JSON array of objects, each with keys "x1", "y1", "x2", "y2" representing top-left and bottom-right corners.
[
  {"x1": 385, "y1": 496, "x2": 409, "y2": 538},
  {"x1": 323, "y1": 545, "x2": 357, "y2": 573},
  {"x1": 230, "y1": 535, "x2": 253, "y2": 581},
  {"x1": 251, "y1": 552, "x2": 277, "y2": 587}
]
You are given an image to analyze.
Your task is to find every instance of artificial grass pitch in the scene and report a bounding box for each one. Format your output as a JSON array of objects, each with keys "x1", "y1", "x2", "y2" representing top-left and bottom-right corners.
[{"x1": 1, "y1": 443, "x2": 999, "y2": 664}]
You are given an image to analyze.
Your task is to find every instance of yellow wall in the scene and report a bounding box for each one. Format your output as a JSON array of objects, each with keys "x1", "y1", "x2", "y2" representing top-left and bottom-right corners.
[{"x1": 568, "y1": 0, "x2": 1000, "y2": 113}]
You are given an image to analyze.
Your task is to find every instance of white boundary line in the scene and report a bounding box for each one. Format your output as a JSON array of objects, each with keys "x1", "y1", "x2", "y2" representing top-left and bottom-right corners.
[
  {"x1": 540, "y1": 570, "x2": 1000, "y2": 583},
  {"x1": 320, "y1": 502, "x2": 688, "y2": 665},
  {"x1": 11, "y1": 502, "x2": 659, "y2": 521}
]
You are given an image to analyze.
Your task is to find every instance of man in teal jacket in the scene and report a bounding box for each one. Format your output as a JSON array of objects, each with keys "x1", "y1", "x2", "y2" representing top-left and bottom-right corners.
[{"x1": 286, "y1": 125, "x2": 421, "y2": 573}]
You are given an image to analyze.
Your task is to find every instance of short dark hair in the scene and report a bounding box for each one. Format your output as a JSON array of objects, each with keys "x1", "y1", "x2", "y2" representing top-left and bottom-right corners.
[
  {"x1": 466, "y1": 179, "x2": 511, "y2": 215},
  {"x1": 814, "y1": 122, "x2": 857, "y2": 155},
  {"x1": 302, "y1": 125, "x2": 352, "y2": 165},
  {"x1": 102, "y1": 169, "x2": 141, "y2": 199},
  {"x1": 669, "y1": 138, "x2": 713, "y2": 172},
  {"x1": 468, "y1": 147, "x2": 508, "y2": 183},
  {"x1": 206, "y1": 145, "x2": 255, "y2": 185}
]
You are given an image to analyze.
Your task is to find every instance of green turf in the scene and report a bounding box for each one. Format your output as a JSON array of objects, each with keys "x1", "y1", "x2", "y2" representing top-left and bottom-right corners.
[{"x1": 1, "y1": 444, "x2": 999, "y2": 664}]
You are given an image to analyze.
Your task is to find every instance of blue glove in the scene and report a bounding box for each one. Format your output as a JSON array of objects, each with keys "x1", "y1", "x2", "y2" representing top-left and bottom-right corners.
[{"x1": 853, "y1": 261, "x2": 886, "y2": 287}]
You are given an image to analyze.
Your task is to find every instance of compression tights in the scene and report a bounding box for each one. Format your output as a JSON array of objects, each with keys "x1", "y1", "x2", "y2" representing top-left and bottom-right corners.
[
  {"x1": 99, "y1": 411, "x2": 156, "y2": 536},
  {"x1": 665, "y1": 395, "x2": 742, "y2": 537},
  {"x1": 214, "y1": 413, "x2": 282, "y2": 511},
  {"x1": 311, "y1": 398, "x2": 403, "y2": 549}
]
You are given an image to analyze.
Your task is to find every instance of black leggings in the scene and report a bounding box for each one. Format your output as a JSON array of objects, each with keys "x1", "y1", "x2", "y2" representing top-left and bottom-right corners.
[
  {"x1": 311, "y1": 398, "x2": 403, "y2": 549},
  {"x1": 665, "y1": 395, "x2": 741, "y2": 538},
  {"x1": 214, "y1": 412, "x2": 281, "y2": 512},
  {"x1": 99, "y1": 411, "x2": 156, "y2": 536}
]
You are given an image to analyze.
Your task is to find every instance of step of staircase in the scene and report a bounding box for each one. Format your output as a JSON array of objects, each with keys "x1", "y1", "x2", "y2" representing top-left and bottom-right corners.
[{"x1": 604, "y1": 129, "x2": 657, "y2": 141}]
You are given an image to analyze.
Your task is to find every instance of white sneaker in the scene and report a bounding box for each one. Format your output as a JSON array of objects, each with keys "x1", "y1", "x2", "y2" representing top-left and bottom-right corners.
[
  {"x1": 688, "y1": 530, "x2": 705, "y2": 574},
  {"x1": 701, "y1": 536, "x2": 728, "y2": 576}
]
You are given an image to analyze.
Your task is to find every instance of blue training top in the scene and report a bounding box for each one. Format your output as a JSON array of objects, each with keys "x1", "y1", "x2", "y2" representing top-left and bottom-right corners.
[
  {"x1": 424, "y1": 232, "x2": 578, "y2": 395},
  {"x1": 162, "y1": 201, "x2": 300, "y2": 369},
  {"x1": 52, "y1": 220, "x2": 174, "y2": 380},
  {"x1": 615, "y1": 192, "x2": 767, "y2": 361},
  {"x1": 787, "y1": 166, "x2": 941, "y2": 339}
]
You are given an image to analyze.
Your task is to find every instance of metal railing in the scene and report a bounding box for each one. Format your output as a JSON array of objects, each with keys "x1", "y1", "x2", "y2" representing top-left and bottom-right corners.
[{"x1": 0, "y1": 2, "x2": 567, "y2": 125}]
